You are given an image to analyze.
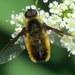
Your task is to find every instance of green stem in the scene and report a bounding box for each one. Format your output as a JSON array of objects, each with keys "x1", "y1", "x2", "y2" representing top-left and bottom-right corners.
[{"x1": 35, "y1": 0, "x2": 38, "y2": 7}]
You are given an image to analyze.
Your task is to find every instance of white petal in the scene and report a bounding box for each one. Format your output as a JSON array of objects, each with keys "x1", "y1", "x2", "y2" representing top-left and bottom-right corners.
[
  {"x1": 43, "y1": 0, "x2": 48, "y2": 3},
  {"x1": 26, "y1": 6, "x2": 30, "y2": 10},
  {"x1": 71, "y1": 50, "x2": 75, "y2": 55},
  {"x1": 10, "y1": 20, "x2": 15, "y2": 24},
  {"x1": 31, "y1": 5, "x2": 36, "y2": 9}
]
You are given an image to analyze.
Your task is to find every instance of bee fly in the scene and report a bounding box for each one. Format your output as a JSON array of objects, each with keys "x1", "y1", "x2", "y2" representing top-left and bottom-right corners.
[{"x1": 0, "y1": 8, "x2": 75, "y2": 64}]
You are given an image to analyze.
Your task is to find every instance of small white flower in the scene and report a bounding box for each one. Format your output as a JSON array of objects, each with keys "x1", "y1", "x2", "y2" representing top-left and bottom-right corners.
[
  {"x1": 11, "y1": 34, "x2": 15, "y2": 38},
  {"x1": 67, "y1": 13, "x2": 72, "y2": 17},
  {"x1": 67, "y1": 19, "x2": 75, "y2": 27},
  {"x1": 48, "y1": 3, "x2": 53, "y2": 8},
  {"x1": 69, "y1": 2, "x2": 75, "y2": 9},
  {"x1": 39, "y1": 10, "x2": 45, "y2": 15},
  {"x1": 69, "y1": 27, "x2": 75, "y2": 32},
  {"x1": 60, "y1": 35, "x2": 75, "y2": 55},
  {"x1": 45, "y1": 12, "x2": 49, "y2": 17},
  {"x1": 16, "y1": 13, "x2": 24, "y2": 23},
  {"x1": 48, "y1": 15, "x2": 62, "y2": 25},
  {"x1": 26, "y1": 6, "x2": 30, "y2": 10},
  {"x1": 15, "y1": 27, "x2": 22, "y2": 32},
  {"x1": 60, "y1": 35, "x2": 73, "y2": 46},
  {"x1": 53, "y1": 1, "x2": 58, "y2": 6},
  {"x1": 72, "y1": 13, "x2": 75, "y2": 19},
  {"x1": 16, "y1": 23, "x2": 22, "y2": 27},
  {"x1": 39, "y1": 10, "x2": 46, "y2": 20},
  {"x1": 59, "y1": 3, "x2": 68, "y2": 11},
  {"x1": 11, "y1": 14, "x2": 15, "y2": 19},
  {"x1": 11, "y1": 32, "x2": 18, "y2": 38},
  {"x1": 63, "y1": 17, "x2": 68, "y2": 22},
  {"x1": 31, "y1": 5, "x2": 36, "y2": 9},
  {"x1": 8, "y1": 54, "x2": 16, "y2": 61},
  {"x1": 49, "y1": 1, "x2": 58, "y2": 8},
  {"x1": 10, "y1": 20, "x2": 15, "y2": 25},
  {"x1": 64, "y1": 0, "x2": 73, "y2": 5},
  {"x1": 43, "y1": 18, "x2": 47, "y2": 23},
  {"x1": 71, "y1": 50, "x2": 75, "y2": 55},
  {"x1": 43, "y1": 0, "x2": 48, "y2": 3},
  {"x1": 60, "y1": 21, "x2": 67, "y2": 28},
  {"x1": 49, "y1": 2, "x2": 62, "y2": 15}
]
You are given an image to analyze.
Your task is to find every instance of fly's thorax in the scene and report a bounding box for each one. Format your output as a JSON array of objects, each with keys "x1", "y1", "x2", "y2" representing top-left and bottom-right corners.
[
  {"x1": 25, "y1": 17, "x2": 43, "y2": 36},
  {"x1": 24, "y1": 16, "x2": 42, "y2": 27}
]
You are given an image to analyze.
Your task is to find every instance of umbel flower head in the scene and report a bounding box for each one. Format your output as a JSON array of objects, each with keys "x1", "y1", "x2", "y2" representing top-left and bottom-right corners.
[{"x1": 10, "y1": 0, "x2": 75, "y2": 55}]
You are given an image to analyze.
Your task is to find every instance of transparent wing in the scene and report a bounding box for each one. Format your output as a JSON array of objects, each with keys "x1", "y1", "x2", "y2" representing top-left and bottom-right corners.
[
  {"x1": 0, "y1": 37, "x2": 25, "y2": 64},
  {"x1": 48, "y1": 30, "x2": 75, "y2": 48},
  {"x1": 48, "y1": 31, "x2": 63, "y2": 47},
  {"x1": 43, "y1": 23, "x2": 75, "y2": 48}
]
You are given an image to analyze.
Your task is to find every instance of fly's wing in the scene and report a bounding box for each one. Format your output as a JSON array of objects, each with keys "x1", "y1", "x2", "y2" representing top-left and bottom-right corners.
[
  {"x1": 48, "y1": 31, "x2": 63, "y2": 47},
  {"x1": 0, "y1": 37, "x2": 25, "y2": 64},
  {"x1": 48, "y1": 29, "x2": 75, "y2": 48},
  {"x1": 43, "y1": 23, "x2": 75, "y2": 48},
  {"x1": 0, "y1": 27, "x2": 26, "y2": 64}
]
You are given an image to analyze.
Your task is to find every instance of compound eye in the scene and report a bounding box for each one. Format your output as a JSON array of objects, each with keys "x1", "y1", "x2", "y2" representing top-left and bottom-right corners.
[
  {"x1": 26, "y1": 11, "x2": 32, "y2": 17},
  {"x1": 25, "y1": 11, "x2": 31, "y2": 18},
  {"x1": 31, "y1": 10, "x2": 37, "y2": 16},
  {"x1": 25, "y1": 9, "x2": 37, "y2": 18}
]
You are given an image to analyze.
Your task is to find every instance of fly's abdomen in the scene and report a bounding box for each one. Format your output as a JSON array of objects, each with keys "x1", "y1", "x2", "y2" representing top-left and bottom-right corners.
[
  {"x1": 31, "y1": 43, "x2": 47, "y2": 62},
  {"x1": 25, "y1": 29, "x2": 50, "y2": 62}
]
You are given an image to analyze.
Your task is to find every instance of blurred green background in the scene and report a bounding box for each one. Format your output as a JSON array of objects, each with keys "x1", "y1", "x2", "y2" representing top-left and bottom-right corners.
[{"x1": 0, "y1": 0, "x2": 75, "y2": 75}]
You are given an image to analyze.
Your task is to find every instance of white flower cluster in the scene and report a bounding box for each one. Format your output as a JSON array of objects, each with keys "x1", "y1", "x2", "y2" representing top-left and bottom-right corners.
[
  {"x1": 48, "y1": 0, "x2": 75, "y2": 31},
  {"x1": 10, "y1": 11, "x2": 25, "y2": 49},
  {"x1": 10, "y1": 13, "x2": 24, "y2": 34},
  {"x1": 48, "y1": 0, "x2": 75, "y2": 55},
  {"x1": 60, "y1": 35, "x2": 75, "y2": 55},
  {"x1": 10, "y1": 0, "x2": 75, "y2": 55},
  {"x1": 43, "y1": 0, "x2": 48, "y2": 3}
]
